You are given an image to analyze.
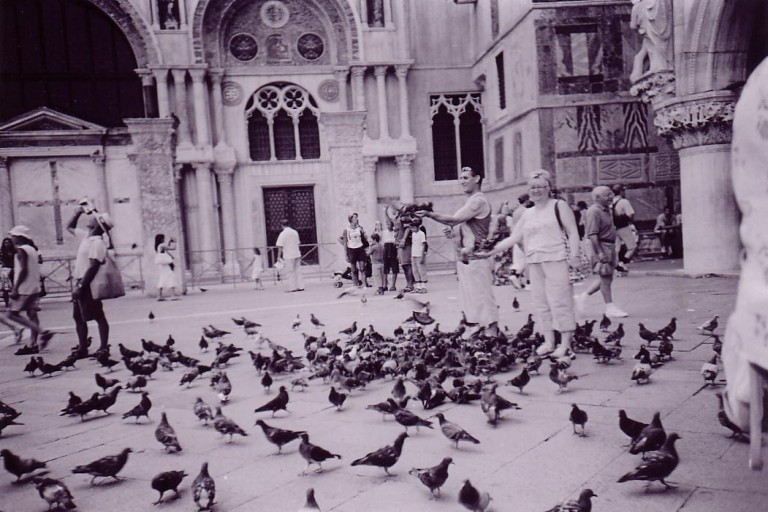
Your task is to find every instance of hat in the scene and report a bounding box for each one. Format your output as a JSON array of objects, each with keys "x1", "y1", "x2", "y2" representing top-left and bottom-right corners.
[{"x1": 8, "y1": 225, "x2": 30, "y2": 238}]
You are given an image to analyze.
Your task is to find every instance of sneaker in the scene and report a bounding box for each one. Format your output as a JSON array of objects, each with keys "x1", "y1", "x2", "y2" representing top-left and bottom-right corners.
[
  {"x1": 402, "y1": 287, "x2": 414, "y2": 293},
  {"x1": 616, "y1": 263, "x2": 629, "y2": 273},
  {"x1": 536, "y1": 342, "x2": 555, "y2": 356},
  {"x1": 39, "y1": 330, "x2": 55, "y2": 349},
  {"x1": 15, "y1": 345, "x2": 39, "y2": 355},
  {"x1": 605, "y1": 304, "x2": 628, "y2": 318}
]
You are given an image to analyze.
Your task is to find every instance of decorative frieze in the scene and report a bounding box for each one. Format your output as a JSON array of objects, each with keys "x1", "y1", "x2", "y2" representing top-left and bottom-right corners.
[
  {"x1": 630, "y1": 70, "x2": 676, "y2": 104},
  {"x1": 654, "y1": 95, "x2": 735, "y2": 149}
]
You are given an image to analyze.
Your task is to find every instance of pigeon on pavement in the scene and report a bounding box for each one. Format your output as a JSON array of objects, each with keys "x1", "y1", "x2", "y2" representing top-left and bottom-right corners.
[
  {"x1": 507, "y1": 368, "x2": 530, "y2": 394},
  {"x1": 310, "y1": 314, "x2": 325, "y2": 328},
  {"x1": 95, "y1": 372, "x2": 119, "y2": 392},
  {"x1": 151, "y1": 470, "x2": 187, "y2": 504},
  {"x1": 618, "y1": 432, "x2": 681, "y2": 490},
  {"x1": 569, "y1": 404, "x2": 588, "y2": 437},
  {"x1": 699, "y1": 315, "x2": 719, "y2": 335},
  {"x1": 630, "y1": 412, "x2": 667, "y2": 458},
  {"x1": 213, "y1": 406, "x2": 248, "y2": 443},
  {"x1": 192, "y1": 462, "x2": 216, "y2": 511},
  {"x1": 619, "y1": 410, "x2": 648, "y2": 444},
  {"x1": 255, "y1": 420, "x2": 306, "y2": 454},
  {"x1": 328, "y1": 386, "x2": 348, "y2": 411},
  {"x1": 194, "y1": 397, "x2": 215, "y2": 425},
  {"x1": 545, "y1": 488, "x2": 597, "y2": 512},
  {"x1": 31, "y1": 477, "x2": 76, "y2": 510},
  {"x1": 298, "y1": 433, "x2": 342, "y2": 475},
  {"x1": 434, "y1": 413, "x2": 480, "y2": 448},
  {"x1": 299, "y1": 487, "x2": 321, "y2": 511},
  {"x1": 72, "y1": 448, "x2": 132, "y2": 484},
  {"x1": 409, "y1": 456, "x2": 453, "y2": 498},
  {"x1": 351, "y1": 432, "x2": 408, "y2": 476},
  {"x1": 0, "y1": 449, "x2": 47, "y2": 483},
  {"x1": 599, "y1": 314, "x2": 611, "y2": 332},
  {"x1": 458, "y1": 479, "x2": 491, "y2": 511},
  {"x1": 715, "y1": 393, "x2": 748, "y2": 441},
  {"x1": 156, "y1": 412, "x2": 182, "y2": 453},
  {"x1": 701, "y1": 355, "x2": 719, "y2": 385},
  {"x1": 254, "y1": 386, "x2": 290, "y2": 417},
  {"x1": 122, "y1": 392, "x2": 151, "y2": 423}
]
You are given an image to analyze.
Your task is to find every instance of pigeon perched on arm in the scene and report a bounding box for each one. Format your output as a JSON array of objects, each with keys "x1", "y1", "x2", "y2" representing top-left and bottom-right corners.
[
  {"x1": 569, "y1": 404, "x2": 588, "y2": 437},
  {"x1": 619, "y1": 432, "x2": 681, "y2": 490},
  {"x1": 298, "y1": 433, "x2": 342, "y2": 475},
  {"x1": 409, "y1": 457, "x2": 453, "y2": 499},
  {"x1": 351, "y1": 432, "x2": 408, "y2": 476},
  {"x1": 31, "y1": 476, "x2": 76, "y2": 510},
  {"x1": 72, "y1": 448, "x2": 132, "y2": 484},
  {"x1": 192, "y1": 462, "x2": 216, "y2": 511},
  {"x1": 545, "y1": 488, "x2": 597, "y2": 512},
  {"x1": 122, "y1": 392, "x2": 151, "y2": 423},
  {"x1": 155, "y1": 412, "x2": 182, "y2": 453},
  {"x1": 151, "y1": 470, "x2": 187, "y2": 504},
  {"x1": 434, "y1": 413, "x2": 480, "y2": 449},
  {"x1": 0, "y1": 449, "x2": 47, "y2": 483}
]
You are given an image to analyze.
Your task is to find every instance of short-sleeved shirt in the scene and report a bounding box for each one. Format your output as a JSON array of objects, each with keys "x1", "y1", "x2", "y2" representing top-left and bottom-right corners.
[
  {"x1": 276, "y1": 227, "x2": 301, "y2": 259},
  {"x1": 411, "y1": 230, "x2": 427, "y2": 258},
  {"x1": 585, "y1": 204, "x2": 616, "y2": 243},
  {"x1": 367, "y1": 241, "x2": 384, "y2": 264},
  {"x1": 519, "y1": 199, "x2": 567, "y2": 263},
  {"x1": 74, "y1": 235, "x2": 107, "y2": 279},
  {"x1": 345, "y1": 226, "x2": 364, "y2": 249}
]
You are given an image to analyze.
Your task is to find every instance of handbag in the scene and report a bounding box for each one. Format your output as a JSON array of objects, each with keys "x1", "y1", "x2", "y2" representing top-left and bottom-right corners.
[
  {"x1": 555, "y1": 200, "x2": 591, "y2": 284},
  {"x1": 89, "y1": 217, "x2": 125, "y2": 300}
]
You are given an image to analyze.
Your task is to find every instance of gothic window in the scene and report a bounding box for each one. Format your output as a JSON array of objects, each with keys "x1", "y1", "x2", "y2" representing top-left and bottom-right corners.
[
  {"x1": 429, "y1": 93, "x2": 484, "y2": 181},
  {"x1": 495, "y1": 52, "x2": 506, "y2": 110},
  {"x1": 494, "y1": 137, "x2": 504, "y2": 182},
  {"x1": 246, "y1": 83, "x2": 321, "y2": 162},
  {"x1": 555, "y1": 24, "x2": 604, "y2": 95}
]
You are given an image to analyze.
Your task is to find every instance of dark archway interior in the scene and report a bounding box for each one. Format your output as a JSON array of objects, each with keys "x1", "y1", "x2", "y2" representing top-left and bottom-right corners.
[
  {"x1": 0, "y1": 0, "x2": 144, "y2": 127},
  {"x1": 744, "y1": 0, "x2": 768, "y2": 77}
]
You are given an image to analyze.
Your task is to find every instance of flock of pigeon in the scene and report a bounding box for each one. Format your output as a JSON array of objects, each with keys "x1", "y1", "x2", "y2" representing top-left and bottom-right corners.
[{"x1": 0, "y1": 289, "x2": 733, "y2": 511}]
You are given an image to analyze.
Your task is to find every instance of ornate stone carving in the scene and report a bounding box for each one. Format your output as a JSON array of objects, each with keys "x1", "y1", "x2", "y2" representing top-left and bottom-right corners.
[
  {"x1": 229, "y1": 34, "x2": 258, "y2": 61},
  {"x1": 320, "y1": 112, "x2": 366, "y2": 216},
  {"x1": 222, "y1": 82, "x2": 244, "y2": 106},
  {"x1": 630, "y1": 70, "x2": 675, "y2": 104},
  {"x1": 654, "y1": 96, "x2": 736, "y2": 149},
  {"x1": 395, "y1": 154, "x2": 415, "y2": 167},
  {"x1": 297, "y1": 33, "x2": 324, "y2": 61},
  {"x1": 260, "y1": 1, "x2": 290, "y2": 28},
  {"x1": 318, "y1": 79, "x2": 340, "y2": 102},
  {"x1": 362, "y1": 155, "x2": 378, "y2": 172},
  {"x1": 629, "y1": 0, "x2": 673, "y2": 82},
  {"x1": 214, "y1": 165, "x2": 235, "y2": 185}
]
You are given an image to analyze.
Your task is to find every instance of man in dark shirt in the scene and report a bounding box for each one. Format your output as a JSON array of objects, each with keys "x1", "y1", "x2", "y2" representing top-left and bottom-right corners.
[{"x1": 575, "y1": 186, "x2": 628, "y2": 318}]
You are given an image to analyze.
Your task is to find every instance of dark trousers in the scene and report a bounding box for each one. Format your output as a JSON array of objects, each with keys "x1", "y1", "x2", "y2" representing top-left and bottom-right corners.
[{"x1": 72, "y1": 286, "x2": 109, "y2": 351}]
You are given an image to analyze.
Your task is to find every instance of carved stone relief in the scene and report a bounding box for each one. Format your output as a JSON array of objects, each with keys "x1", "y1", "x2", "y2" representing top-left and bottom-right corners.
[{"x1": 654, "y1": 96, "x2": 735, "y2": 149}]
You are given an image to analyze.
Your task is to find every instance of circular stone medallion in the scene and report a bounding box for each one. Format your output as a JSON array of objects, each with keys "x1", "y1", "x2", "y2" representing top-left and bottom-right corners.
[
  {"x1": 222, "y1": 82, "x2": 244, "y2": 106},
  {"x1": 297, "y1": 33, "x2": 324, "y2": 61},
  {"x1": 261, "y1": 1, "x2": 290, "y2": 29},
  {"x1": 318, "y1": 79, "x2": 339, "y2": 102},
  {"x1": 229, "y1": 33, "x2": 258, "y2": 61}
]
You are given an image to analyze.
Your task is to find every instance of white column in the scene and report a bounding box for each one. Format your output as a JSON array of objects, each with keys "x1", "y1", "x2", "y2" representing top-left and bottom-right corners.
[
  {"x1": 334, "y1": 68, "x2": 349, "y2": 110},
  {"x1": 135, "y1": 69, "x2": 156, "y2": 117},
  {"x1": 189, "y1": 68, "x2": 210, "y2": 146},
  {"x1": 395, "y1": 64, "x2": 411, "y2": 137},
  {"x1": 214, "y1": 165, "x2": 240, "y2": 275},
  {"x1": 453, "y1": 116, "x2": 462, "y2": 169},
  {"x1": 395, "y1": 153, "x2": 415, "y2": 204},
  {"x1": 178, "y1": 0, "x2": 188, "y2": 29},
  {"x1": 374, "y1": 66, "x2": 390, "y2": 139},
  {"x1": 152, "y1": 68, "x2": 170, "y2": 118},
  {"x1": 0, "y1": 156, "x2": 14, "y2": 236},
  {"x1": 194, "y1": 163, "x2": 217, "y2": 262},
  {"x1": 351, "y1": 66, "x2": 366, "y2": 111},
  {"x1": 209, "y1": 69, "x2": 226, "y2": 147},
  {"x1": 91, "y1": 151, "x2": 110, "y2": 213},
  {"x1": 292, "y1": 116, "x2": 303, "y2": 160},
  {"x1": 151, "y1": 0, "x2": 161, "y2": 30},
  {"x1": 362, "y1": 156, "x2": 379, "y2": 228},
  {"x1": 170, "y1": 69, "x2": 193, "y2": 147}
]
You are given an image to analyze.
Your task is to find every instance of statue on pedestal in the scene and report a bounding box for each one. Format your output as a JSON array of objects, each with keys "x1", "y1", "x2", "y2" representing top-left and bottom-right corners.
[
  {"x1": 162, "y1": 0, "x2": 179, "y2": 30},
  {"x1": 629, "y1": 0, "x2": 673, "y2": 82}
]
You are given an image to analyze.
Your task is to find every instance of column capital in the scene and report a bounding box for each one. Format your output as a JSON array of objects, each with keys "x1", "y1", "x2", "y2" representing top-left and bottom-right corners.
[
  {"x1": 0, "y1": 155, "x2": 8, "y2": 168},
  {"x1": 362, "y1": 156, "x2": 379, "y2": 172},
  {"x1": 395, "y1": 153, "x2": 415, "y2": 167},
  {"x1": 135, "y1": 68, "x2": 155, "y2": 86},
  {"x1": 334, "y1": 68, "x2": 349, "y2": 80},
  {"x1": 351, "y1": 65, "x2": 367, "y2": 77},
  {"x1": 173, "y1": 163, "x2": 184, "y2": 182},
  {"x1": 170, "y1": 68, "x2": 187, "y2": 81},
  {"x1": 653, "y1": 92, "x2": 735, "y2": 150},
  {"x1": 188, "y1": 68, "x2": 207, "y2": 82},
  {"x1": 630, "y1": 70, "x2": 676, "y2": 105},
  {"x1": 151, "y1": 68, "x2": 169, "y2": 81},
  {"x1": 91, "y1": 150, "x2": 106, "y2": 166},
  {"x1": 394, "y1": 64, "x2": 410, "y2": 78},
  {"x1": 373, "y1": 65, "x2": 389, "y2": 77},
  {"x1": 209, "y1": 68, "x2": 225, "y2": 83}
]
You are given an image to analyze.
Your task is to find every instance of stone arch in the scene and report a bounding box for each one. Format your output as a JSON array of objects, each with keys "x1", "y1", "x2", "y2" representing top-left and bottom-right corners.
[
  {"x1": 87, "y1": 0, "x2": 161, "y2": 67},
  {"x1": 679, "y1": 0, "x2": 766, "y2": 95},
  {"x1": 192, "y1": 0, "x2": 361, "y2": 66}
]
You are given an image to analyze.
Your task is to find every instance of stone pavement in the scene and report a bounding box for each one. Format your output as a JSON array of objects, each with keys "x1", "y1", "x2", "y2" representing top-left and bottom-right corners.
[{"x1": 0, "y1": 264, "x2": 758, "y2": 512}]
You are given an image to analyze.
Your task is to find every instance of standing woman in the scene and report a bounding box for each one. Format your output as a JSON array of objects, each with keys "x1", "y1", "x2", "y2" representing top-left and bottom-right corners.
[
  {"x1": 154, "y1": 234, "x2": 179, "y2": 301},
  {"x1": 338, "y1": 213, "x2": 369, "y2": 288},
  {"x1": 0, "y1": 238, "x2": 14, "y2": 308},
  {"x1": 479, "y1": 169, "x2": 580, "y2": 358}
]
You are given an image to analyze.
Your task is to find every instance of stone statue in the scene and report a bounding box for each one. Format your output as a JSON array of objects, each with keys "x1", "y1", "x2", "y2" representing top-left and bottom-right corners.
[
  {"x1": 629, "y1": 0, "x2": 673, "y2": 82},
  {"x1": 163, "y1": 0, "x2": 179, "y2": 30},
  {"x1": 369, "y1": 0, "x2": 384, "y2": 28}
]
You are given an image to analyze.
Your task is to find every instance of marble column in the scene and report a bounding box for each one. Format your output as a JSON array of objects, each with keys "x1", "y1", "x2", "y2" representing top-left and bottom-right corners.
[
  {"x1": 395, "y1": 153, "x2": 415, "y2": 204},
  {"x1": 395, "y1": 64, "x2": 411, "y2": 137},
  {"x1": 152, "y1": 68, "x2": 170, "y2": 118},
  {"x1": 334, "y1": 68, "x2": 350, "y2": 111},
  {"x1": 351, "y1": 66, "x2": 366, "y2": 111},
  {"x1": 0, "y1": 156, "x2": 14, "y2": 235},
  {"x1": 124, "y1": 118, "x2": 184, "y2": 296},
  {"x1": 193, "y1": 162, "x2": 218, "y2": 266},
  {"x1": 136, "y1": 69, "x2": 157, "y2": 118},
  {"x1": 214, "y1": 165, "x2": 240, "y2": 276},
  {"x1": 373, "y1": 66, "x2": 390, "y2": 139},
  {"x1": 209, "y1": 69, "x2": 226, "y2": 147},
  {"x1": 170, "y1": 69, "x2": 193, "y2": 147},
  {"x1": 91, "y1": 150, "x2": 110, "y2": 213},
  {"x1": 189, "y1": 68, "x2": 210, "y2": 146},
  {"x1": 653, "y1": 91, "x2": 740, "y2": 275},
  {"x1": 362, "y1": 156, "x2": 379, "y2": 229},
  {"x1": 150, "y1": 0, "x2": 161, "y2": 30}
]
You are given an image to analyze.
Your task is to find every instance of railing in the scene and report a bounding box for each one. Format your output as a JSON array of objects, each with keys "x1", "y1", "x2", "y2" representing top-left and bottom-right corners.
[{"x1": 40, "y1": 252, "x2": 145, "y2": 298}]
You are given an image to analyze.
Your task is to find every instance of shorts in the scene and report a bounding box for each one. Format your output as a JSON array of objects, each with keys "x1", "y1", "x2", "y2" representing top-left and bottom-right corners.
[
  {"x1": 591, "y1": 241, "x2": 617, "y2": 276},
  {"x1": 73, "y1": 285, "x2": 105, "y2": 322},
  {"x1": 10, "y1": 293, "x2": 41, "y2": 314},
  {"x1": 383, "y1": 243, "x2": 399, "y2": 274},
  {"x1": 347, "y1": 247, "x2": 367, "y2": 265},
  {"x1": 615, "y1": 226, "x2": 637, "y2": 252}
]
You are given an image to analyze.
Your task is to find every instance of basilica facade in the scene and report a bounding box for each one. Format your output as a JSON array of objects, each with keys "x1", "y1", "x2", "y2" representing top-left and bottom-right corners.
[{"x1": 0, "y1": 0, "x2": 761, "y2": 291}]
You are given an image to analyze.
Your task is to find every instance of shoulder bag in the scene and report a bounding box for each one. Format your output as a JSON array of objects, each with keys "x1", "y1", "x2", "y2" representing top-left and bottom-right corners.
[{"x1": 89, "y1": 218, "x2": 126, "y2": 300}]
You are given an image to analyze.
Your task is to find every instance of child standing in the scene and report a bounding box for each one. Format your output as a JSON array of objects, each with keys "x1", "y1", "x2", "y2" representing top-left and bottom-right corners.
[
  {"x1": 410, "y1": 220, "x2": 428, "y2": 293},
  {"x1": 251, "y1": 248, "x2": 264, "y2": 290},
  {"x1": 366, "y1": 233, "x2": 385, "y2": 295}
]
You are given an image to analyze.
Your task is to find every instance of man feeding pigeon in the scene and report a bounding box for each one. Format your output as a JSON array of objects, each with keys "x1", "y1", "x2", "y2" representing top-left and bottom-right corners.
[{"x1": 416, "y1": 167, "x2": 499, "y2": 336}]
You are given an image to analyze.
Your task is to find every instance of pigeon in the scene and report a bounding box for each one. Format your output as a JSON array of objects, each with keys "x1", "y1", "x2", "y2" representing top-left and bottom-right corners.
[
  {"x1": 394, "y1": 409, "x2": 434, "y2": 432},
  {"x1": 299, "y1": 487, "x2": 321, "y2": 511},
  {"x1": 619, "y1": 410, "x2": 648, "y2": 444},
  {"x1": 351, "y1": 432, "x2": 408, "y2": 476},
  {"x1": 434, "y1": 413, "x2": 480, "y2": 448},
  {"x1": 460, "y1": 311, "x2": 479, "y2": 327},
  {"x1": 409, "y1": 457, "x2": 453, "y2": 498},
  {"x1": 512, "y1": 296, "x2": 520, "y2": 312},
  {"x1": 122, "y1": 392, "x2": 151, "y2": 423},
  {"x1": 23, "y1": 356, "x2": 39, "y2": 376},
  {"x1": 292, "y1": 314, "x2": 302, "y2": 330},
  {"x1": 638, "y1": 323, "x2": 658, "y2": 344},
  {"x1": 604, "y1": 322, "x2": 625, "y2": 343},
  {"x1": 72, "y1": 448, "x2": 132, "y2": 484},
  {"x1": 126, "y1": 375, "x2": 148, "y2": 392},
  {"x1": 95, "y1": 372, "x2": 119, "y2": 392},
  {"x1": 507, "y1": 368, "x2": 530, "y2": 394},
  {"x1": 96, "y1": 352, "x2": 120, "y2": 372},
  {"x1": 569, "y1": 404, "x2": 588, "y2": 437},
  {"x1": 701, "y1": 355, "x2": 719, "y2": 385},
  {"x1": 365, "y1": 398, "x2": 403, "y2": 420},
  {"x1": 715, "y1": 393, "x2": 748, "y2": 441},
  {"x1": 254, "y1": 386, "x2": 290, "y2": 417},
  {"x1": 31, "y1": 477, "x2": 76, "y2": 510},
  {"x1": 255, "y1": 420, "x2": 306, "y2": 454},
  {"x1": 712, "y1": 334, "x2": 723, "y2": 356},
  {"x1": 657, "y1": 317, "x2": 677, "y2": 339},
  {"x1": 412, "y1": 310, "x2": 435, "y2": 325},
  {"x1": 62, "y1": 392, "x2": 100, "y2": 420},
  {"x1": 339, "y1": 321, "x2": 358, "y2": 336},
  {"x1": 118, "y1": 343, "x2": 141, "y2": 359},
  {"x1": 458, "y1": 480, "x2": 491, "y2": 512},
  {"x1": 630, "y1": 412, "x2": 667, "y2": 458},
  {"x1": 298, "y1": 433, "x2": 342, "y2": 475},
  {"x1": 36, "y1": 357, "x2": 63, "y2": 377},
  {"x1": 58, "y1": 352, "x2": 78, "y2": 371},
  {"x1": 93, "y1": 385, "x2": 122, "y2": 414},
  {"x1": 155, "y1": 412, "x2": 182, "y2": 453},
  {"x1": 192, "y1": 462, "x2": 216, "y2": 511},
  {"x1": 328, "y1": 386, "x2": 348, "y2": 411},
  {"x1": 0, "y1": 413, "x2": 24, "y2": 436},
  {"x1": 291, "y1": 378, "x2": 309, "y2": 391},
  {"x1": 180, "y1": 369, "x2": 200, "y2": 387},
  {"x1": 149, "y1": 311, "x2": 155, "y2": 321},
  {"x1": 549, "y1": 363, "x2": 579, "y2": 393},
  {"x1": 481, "y1": 384, "x2": 521, "y2": 425},
  {"x1": 658, "y1": 337, "x2": 674, "y2": 361},
  {"x1": 194, "y1": 397, "x2": 215, "y2": 425},
  {"x1": 200, "y1": 287, "x2": 208, "y2": 292},
  {"x1": 631, "y1": 353, "x2": 654, "y2": 384},
  {"x1": 392, "y1": 377, "x2": 407, "y2": 401},
  {"x1": 0, "y1": 449, "x2": 47, "y2": 482},
  {"x1": 599, "y1": 314, "x2": 611, "y2": 332},
  {"x1": 151, "y1": 470, "x2": 187, "y2": 504},
  {"x1": 618, "y1": 432, "x2": 681, "y2": 490},
  {"x1": 310, "y1": 314, "x2": 325, "y2": 328},
  {"x1": 212, "y1": 406, "x2": 248, "y2": 442},
  {"x1": 545, "y1": 488, "x2": 598, "y2": 512},
  {"x1": 211, "y1": 371, "x2": 232, "y2": 402},
  {"x1": 261, "y1": 371, "x2": 273, "y2": 393},
  {"x1": 699, "y1": 315, "x2": 719, "y2": 334}
]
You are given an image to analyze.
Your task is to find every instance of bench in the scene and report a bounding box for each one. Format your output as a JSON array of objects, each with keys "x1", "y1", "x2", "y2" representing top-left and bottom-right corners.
[{"x1": 634, "y1": 230, "x2": 666, "y2": 261}]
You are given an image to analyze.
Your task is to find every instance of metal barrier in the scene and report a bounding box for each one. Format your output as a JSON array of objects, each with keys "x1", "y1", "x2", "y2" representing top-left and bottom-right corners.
[{"x1": 40, "y1": 252, "x2": 145, "y2": 298}]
